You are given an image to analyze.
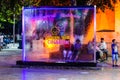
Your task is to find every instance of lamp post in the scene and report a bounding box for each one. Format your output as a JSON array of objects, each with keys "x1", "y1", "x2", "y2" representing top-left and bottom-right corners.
[{"x1": 13, "y1": 8, "x2": 15, "y2": 43}]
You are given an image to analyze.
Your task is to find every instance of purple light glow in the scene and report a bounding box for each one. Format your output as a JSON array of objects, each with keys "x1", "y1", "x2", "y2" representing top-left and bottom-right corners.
[
  {"x1": 22, "y1": 6, "x2": 96, "y2": 62},
  {"x1": 22, "y1": 7, "x2": 26, "y2": 61},
  {"x1": 94, "y1": 5, "x2": 96, "y2": 63}
]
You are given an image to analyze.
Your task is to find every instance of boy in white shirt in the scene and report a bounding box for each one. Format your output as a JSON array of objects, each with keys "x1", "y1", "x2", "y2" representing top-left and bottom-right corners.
[{"x1": 98, "y1": 38, "x2": 108, "y2": 60}]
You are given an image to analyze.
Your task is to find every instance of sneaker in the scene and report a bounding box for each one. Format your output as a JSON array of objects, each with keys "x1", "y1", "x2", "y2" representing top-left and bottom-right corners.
[
  {"x1": 115, "y1": 65, "x2": 118, "y2": 67},
  {"x1": 112, "y1": 65, "x2": 115, "y2": 67}
]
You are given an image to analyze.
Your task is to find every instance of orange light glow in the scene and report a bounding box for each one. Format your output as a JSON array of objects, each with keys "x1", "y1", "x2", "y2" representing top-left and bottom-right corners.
[
  {"x1": 44, "y1": 39, "x2": 60, "y2": 52},
  {"x1": 115, "y1": 1, "x2": 120, "y2": 34},
  {"x1": 85, "y1": 1, "x2": 120, "y2": 43},
  {"x1": 84, "y1": 18, "x2": 94, "y2": 44}
]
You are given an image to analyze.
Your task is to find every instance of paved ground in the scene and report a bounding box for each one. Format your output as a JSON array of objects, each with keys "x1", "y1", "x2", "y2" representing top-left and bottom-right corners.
[
  {"x1": 0, "y1": 43, "x2": 120, "y2": 80},
  {"x1": 0, "y1": 47, "x2": 119, "y2": 68},
  {"x1": 0, "y1": 43, "x2": 22, "y2": 66},
  {"x1": 0, "y1": 66, "x2": 120, "y2": 80}
]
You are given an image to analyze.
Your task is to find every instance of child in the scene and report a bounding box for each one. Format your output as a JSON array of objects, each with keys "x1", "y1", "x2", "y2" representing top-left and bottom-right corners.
[
  {"x1": 63, "y1": 39, "x2": 72, "y2": 60},
  {"x1": 111, "y1": 39, "x2": 119, "y2": 67},
  {"x1": 73, "y1": 39, "x2": 82, "y2": 61}
]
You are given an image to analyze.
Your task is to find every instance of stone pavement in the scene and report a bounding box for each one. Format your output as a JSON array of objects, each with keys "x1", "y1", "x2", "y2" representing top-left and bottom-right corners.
[
  {"x1": 0, "y1": 45, "x2": 120, "y2": 80},
  {"x1": 0, "y1": 44, "x2": 22, "y2": 67},
  {"x1": 0, "y1": 66, "x2": 120, "y2": 80},
  {"x1": 0, "y1": 48, "x2": 119, "y2": 68}
]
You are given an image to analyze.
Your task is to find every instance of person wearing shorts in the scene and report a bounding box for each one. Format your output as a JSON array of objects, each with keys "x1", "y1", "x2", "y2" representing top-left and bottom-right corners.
[{"x1": 111, "y1": 39, "x2": 119, "y2": 67}]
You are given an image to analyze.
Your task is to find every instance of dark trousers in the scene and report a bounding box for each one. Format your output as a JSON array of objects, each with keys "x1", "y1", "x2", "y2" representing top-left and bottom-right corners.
[
  {"x1": 101, "y1": 49, "x2": 108, "y2": 60},
  {"x1": 96, "y1": 51, "x2": 101, "y2": 60}
]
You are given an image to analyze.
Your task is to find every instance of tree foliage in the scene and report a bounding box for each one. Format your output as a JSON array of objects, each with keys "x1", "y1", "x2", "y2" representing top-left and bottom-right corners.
[{"x1": 0, "y1": 0, "x2": 119, "y2": 29}]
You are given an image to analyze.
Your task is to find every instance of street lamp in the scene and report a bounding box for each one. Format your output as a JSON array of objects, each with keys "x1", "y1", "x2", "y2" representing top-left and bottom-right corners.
[{"x1": 13, "y1": 8, "x2": 15, "y2": 43}]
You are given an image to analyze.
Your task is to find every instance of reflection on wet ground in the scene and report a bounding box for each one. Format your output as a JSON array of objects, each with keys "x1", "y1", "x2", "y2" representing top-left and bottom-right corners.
[
  {"x1": 0, "y1": 48, "x2": 120, "y2": 80},
  {"x1": 0, "y1": 67, "x2": 120, "y2": 80}
]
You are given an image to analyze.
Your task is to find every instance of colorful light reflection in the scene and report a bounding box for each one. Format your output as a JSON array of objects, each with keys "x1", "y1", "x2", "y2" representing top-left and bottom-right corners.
[{"x1": 22, "y1": 6, "x2": 96, "y2": 62}]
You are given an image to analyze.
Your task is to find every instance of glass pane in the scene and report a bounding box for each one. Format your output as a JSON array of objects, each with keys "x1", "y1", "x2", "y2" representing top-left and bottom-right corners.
[{"x1": 22, "y1": 6, "x2": 96, "y2": 63}]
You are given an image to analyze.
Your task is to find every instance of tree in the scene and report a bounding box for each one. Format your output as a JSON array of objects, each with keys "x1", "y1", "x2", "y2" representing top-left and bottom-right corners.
[
  {"x1": 0, "y1": 0, "x2": 119, "y2": 29},
  {"x1": 77, "y1": 0, "x2": 118, "y2": 12}
]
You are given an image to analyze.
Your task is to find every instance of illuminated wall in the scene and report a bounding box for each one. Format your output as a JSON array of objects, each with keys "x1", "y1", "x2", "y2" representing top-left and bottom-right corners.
[
  {"x1": 96, "y1": 9, "x2": 115, "y2": 31},
  {"x1": 95, "y1": 1, "x2": 120, "y2": 54},
  {"x1": 115, "y1": 1, "x2": 120, "y2": 38},
  {"x1": 96, "y1": 1, "x2": 120, "y2": 42},
  {"x1": 85, "y1": 1, "x2": 120, "y2": 55},
  {"x1": 84, "y1": 8, "x2": 115, "y2": 43},
  {"x1": 84, "y1": 6, "x2": 115, "y2": 43}
]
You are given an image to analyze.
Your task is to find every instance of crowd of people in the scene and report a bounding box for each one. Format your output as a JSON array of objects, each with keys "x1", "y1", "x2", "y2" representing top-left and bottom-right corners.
[
  {"x1": 62, "y1": 38, "x2": 119, "y2": 67},
  {"x1": 88, "y1": 38, "x2": 119, "y2": 67}
]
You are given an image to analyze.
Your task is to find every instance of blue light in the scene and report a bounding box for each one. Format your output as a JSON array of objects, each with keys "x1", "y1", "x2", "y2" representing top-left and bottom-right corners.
[{"x1": 24, "y1": 6, "x2": 94, "y2": 10}]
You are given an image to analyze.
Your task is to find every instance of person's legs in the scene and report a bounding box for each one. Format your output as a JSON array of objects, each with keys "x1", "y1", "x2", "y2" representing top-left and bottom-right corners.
[
  {"x1": 115, "y1": 54, "x2": 119, "y2": 66},
  {"x1": 101, "y1": 49, "x2": 108, "y2": 60},
  {"x1": 63, "y1": 50, "x2": 67, "y2": 60},
  {"x1": 67, "y1": 50, "x2": 72, "y2": 60},
  {"x1": 75, "y1": 54, "x2": 79, "y2": 61},
  {"x1": 75, "y1": 51, "x2": 80, "y2": 61},
  {"x1": 96, "y1": 51, "x2": 100, "y2": 60},
  {"x1": 72, "y1": 51, "x2": 77, "y2": 60},
  {"x1": 104, "y1": 49, "x2": 108, "y2": 60},
  {"x1": 112, "y1": 54, "x2": 115, "y2": 67},
  {"x1": 99, "y1": 51, "x2": 105, "y2": 61}
]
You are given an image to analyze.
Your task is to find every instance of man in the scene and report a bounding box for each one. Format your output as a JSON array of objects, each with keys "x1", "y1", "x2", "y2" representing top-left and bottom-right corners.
[{"x1": 98, "y1": 38, "x2": 108, "y2": 60}]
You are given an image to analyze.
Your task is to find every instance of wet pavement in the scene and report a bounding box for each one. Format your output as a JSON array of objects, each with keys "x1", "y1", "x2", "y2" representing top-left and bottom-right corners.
[
  {"x1": 0, "y1": 48, "x2": 22, "y2": 67},
  {"x1": 0, "y1": 45, "x2": 120, "y2": 80},
  {"x1": 0, "y1": 67, "x2": 120, "y2": 80}
]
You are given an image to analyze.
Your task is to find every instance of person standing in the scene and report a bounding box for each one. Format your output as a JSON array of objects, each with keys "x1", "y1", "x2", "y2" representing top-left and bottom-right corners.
[{"x1": 111, "y1": 39, "x2": 119, "y2": 67}]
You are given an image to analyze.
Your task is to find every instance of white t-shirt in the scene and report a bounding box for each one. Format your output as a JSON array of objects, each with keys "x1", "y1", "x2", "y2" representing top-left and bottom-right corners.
[
  {"x1": 99, "y1": 42, "x2": 107, "y2": 49},
  {"x1": 114, "y1": 46, "x2": 118, "y2": 52}
]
